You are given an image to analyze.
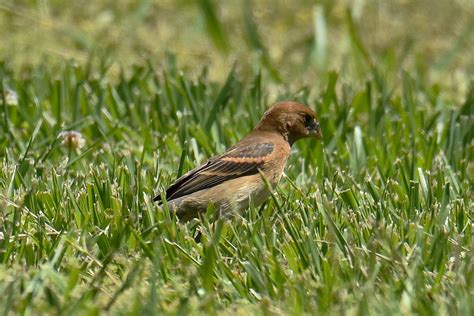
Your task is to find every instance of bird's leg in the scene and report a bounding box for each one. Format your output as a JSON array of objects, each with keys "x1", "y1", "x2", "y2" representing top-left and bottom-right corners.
[{"x1": 258, "y1": 201, "x2": 267, "y2": 216}]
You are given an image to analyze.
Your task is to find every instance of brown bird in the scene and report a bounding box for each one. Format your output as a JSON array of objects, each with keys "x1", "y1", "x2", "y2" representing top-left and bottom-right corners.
[{"x1": 154, "y1": 101, "x2": 322, "y2": 221}]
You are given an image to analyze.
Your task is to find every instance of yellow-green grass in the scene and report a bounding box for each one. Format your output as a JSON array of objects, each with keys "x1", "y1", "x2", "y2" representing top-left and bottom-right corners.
[{"x1": 0, "y1": 1, "x2": 473, "y2": 314}]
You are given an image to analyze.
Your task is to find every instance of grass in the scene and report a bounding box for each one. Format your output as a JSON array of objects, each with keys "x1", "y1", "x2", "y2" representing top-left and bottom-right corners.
[
  {"x1": 1, "y1": 58, "x2": 472, "y2": 314},
  {"x1": 0, "y1": 1, "x2": 473, "y2": 315}
]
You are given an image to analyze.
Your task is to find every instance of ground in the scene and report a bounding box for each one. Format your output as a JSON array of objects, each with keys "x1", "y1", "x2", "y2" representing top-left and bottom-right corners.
[{"x1": 0, "y1": 1, "x2": 473, "y2": 314}]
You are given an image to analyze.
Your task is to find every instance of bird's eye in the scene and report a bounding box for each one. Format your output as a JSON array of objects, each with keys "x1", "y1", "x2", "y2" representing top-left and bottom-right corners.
[{"x1": 303, "y1": 114, "x2": 312, "y2": 125}]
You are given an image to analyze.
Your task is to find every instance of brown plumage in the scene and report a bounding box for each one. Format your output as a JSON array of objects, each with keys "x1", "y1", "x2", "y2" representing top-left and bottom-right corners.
[{"x1": 154, "y1": 100, "x2": 322, "y2": 220}]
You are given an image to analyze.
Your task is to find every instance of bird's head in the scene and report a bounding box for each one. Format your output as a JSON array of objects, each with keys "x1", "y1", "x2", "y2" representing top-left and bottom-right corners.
[{"x1": 256, "y1": 101, "x2": 322, "y2": 145}]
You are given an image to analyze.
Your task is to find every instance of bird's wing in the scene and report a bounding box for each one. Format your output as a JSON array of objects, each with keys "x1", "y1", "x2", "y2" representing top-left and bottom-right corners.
[{"x1": 154, "y1": 142, "x2": 274, "y2": 202}]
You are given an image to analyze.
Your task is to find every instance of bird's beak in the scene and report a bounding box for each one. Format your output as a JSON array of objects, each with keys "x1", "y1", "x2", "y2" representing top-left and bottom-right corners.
[{"x1": 308, "y1": 120, "x2": 322, "y2": 139}]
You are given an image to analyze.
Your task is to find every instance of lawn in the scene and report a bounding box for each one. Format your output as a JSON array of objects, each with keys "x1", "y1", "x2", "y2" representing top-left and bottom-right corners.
[{"x1": 0, "y1": 1, "x2": 473, "y2": 315}]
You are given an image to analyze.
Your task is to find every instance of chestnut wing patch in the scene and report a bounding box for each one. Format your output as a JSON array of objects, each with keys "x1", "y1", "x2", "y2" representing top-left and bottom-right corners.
[{"x1": 154, "y1": 143, "x2": 274, "y2": 202}]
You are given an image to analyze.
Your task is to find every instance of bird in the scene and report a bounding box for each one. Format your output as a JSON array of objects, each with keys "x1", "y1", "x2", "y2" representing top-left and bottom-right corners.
[{"x1": 154, "y1": 100, "x2": 322, "y2": 221}]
